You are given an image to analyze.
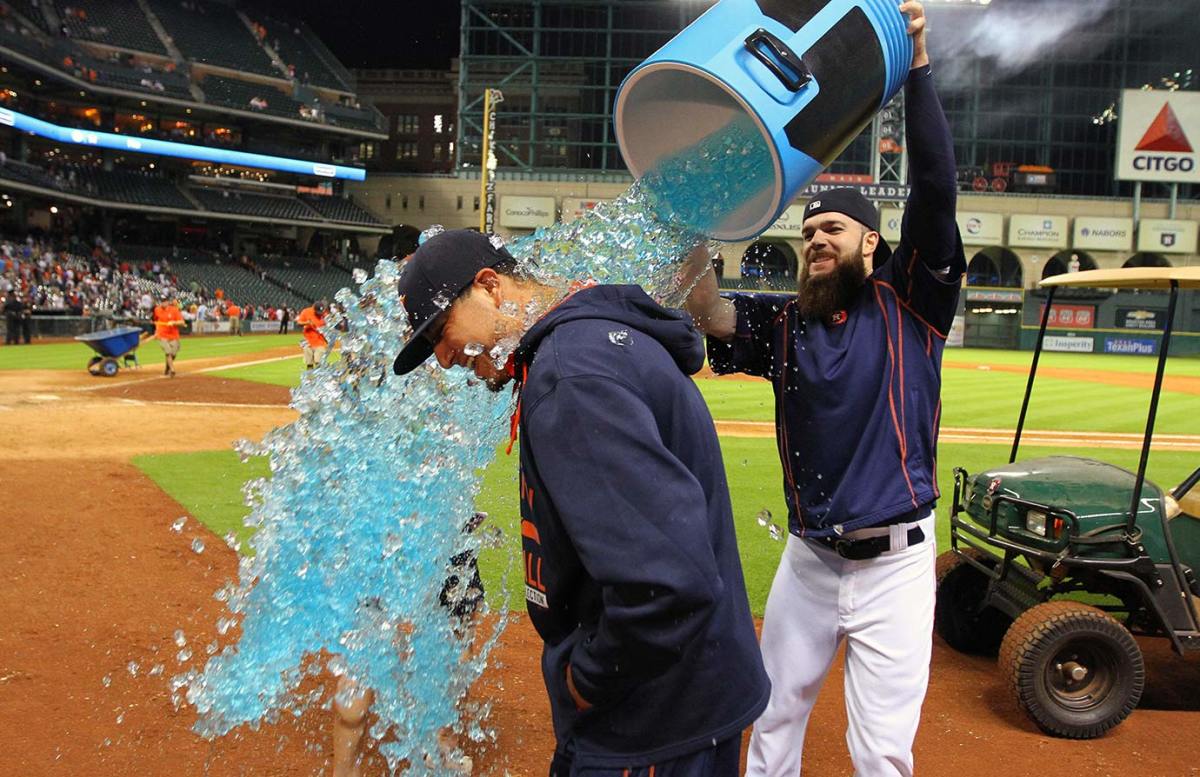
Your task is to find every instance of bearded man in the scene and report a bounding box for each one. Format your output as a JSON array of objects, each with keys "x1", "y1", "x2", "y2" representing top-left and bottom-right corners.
[{"x1": 683, "y1": 3, "x2": 965, "y2": 774}]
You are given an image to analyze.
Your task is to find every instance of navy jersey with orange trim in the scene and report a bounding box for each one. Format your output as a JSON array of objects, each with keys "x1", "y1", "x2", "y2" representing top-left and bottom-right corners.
[
  {"x1": 513, "y1": 285, "x2": 769, "y2": 768},
  {"x1": 707, "y1": 65, "x2": 965, "y2": 538}
]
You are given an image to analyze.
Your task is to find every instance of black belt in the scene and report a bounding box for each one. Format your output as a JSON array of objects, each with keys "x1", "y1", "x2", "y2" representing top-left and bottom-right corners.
[{"x1": 811, "y1": 526, "x2": 925, "y2": 561}]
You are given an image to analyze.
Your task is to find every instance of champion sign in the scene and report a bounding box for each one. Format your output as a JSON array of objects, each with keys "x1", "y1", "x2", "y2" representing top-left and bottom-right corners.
[{"x1": 1117, "y1": 90, "x2": 1200, "y2": 184}]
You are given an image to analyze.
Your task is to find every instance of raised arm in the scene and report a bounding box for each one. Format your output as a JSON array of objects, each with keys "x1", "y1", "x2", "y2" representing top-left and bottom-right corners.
[
  {"x1": 899, "y1": 0, "x2": 960, "y2": 270},
  {"x1": 681, "y1": 245, "x2": 737, "y2": 341}
]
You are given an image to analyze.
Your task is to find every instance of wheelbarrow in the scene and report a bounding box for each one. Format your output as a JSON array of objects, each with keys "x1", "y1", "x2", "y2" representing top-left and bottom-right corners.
[{"x1": 75, "y1": 326, "x2": 144, "y2": 377}]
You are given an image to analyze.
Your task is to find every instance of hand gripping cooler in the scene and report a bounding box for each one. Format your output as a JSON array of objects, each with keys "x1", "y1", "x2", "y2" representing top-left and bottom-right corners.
[{"x1": 614, "y1": 0, "x2": 914, "y2": 241}]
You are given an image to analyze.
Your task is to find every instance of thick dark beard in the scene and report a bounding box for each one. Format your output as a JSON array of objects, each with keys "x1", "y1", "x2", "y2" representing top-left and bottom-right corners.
[{"x1": 797, "y1": 250, "x2": 867, "y2": 321}]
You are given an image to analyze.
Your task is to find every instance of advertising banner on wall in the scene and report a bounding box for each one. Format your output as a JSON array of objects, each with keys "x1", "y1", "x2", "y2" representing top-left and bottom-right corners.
[
  {"x1": 880, "y1": 207, "x2": 905, "y2": 243},
  {"x1": 957, "y1": 211, "x2": 1004, "y2": 246},
  {"x1": 966, "y1": 289, "x2": 1023, "y2": 303},
  {"x1": 1044, "y1": 335, "x2": 1095, "y2": 353},
  {"x1": 1009, "y1": 215, "x2": 1069, "y2": 249},
  {"x1": 1040, "y1": 304, "x2": 1095, "y2": 329},
  {"x1": 1117, "y1": 308, "x2": 1166, "y2": 330},
  {"x1": 762, "y1": 204, "x2": 808, "y2": 239},
  {"x1": 192, "y1": 321, "x2": 233, "y2": 334},
  {"x1": 561, "y1": 198, "x2": 613, "y2": 223},
  {"x1": 1105, "y1": 337, "x2": 1158, "y2": 356},
  {"x1": 1116, "y1": 90, "x2": 1200, "y2": 184},
  {"x1": 499, "y1": 196, "x2": 556, "y2": 229},
  {"x1": 1073, "y1": 217, "x2": 1134, "y2": 252},
  {"x1": 799, "y1": 182, "x2": 911, "y2": 202},
  {"x1": 947, "y1": 315, "x2": 965, "y2": 348},
  {"x1": 1137, "y1": 219, "x2": 1199, "y2": 254}
]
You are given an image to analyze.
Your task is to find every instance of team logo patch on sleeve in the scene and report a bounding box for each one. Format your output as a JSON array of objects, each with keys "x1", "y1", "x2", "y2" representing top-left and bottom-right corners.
[{"x1": 525, "y1": 586, "x2": 548, "y2": 608}]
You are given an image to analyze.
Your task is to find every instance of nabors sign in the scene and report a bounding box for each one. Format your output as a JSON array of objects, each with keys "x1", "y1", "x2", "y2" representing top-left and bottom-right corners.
[{"x1": 1117, "y1": 90, "x2": 1200, "y2": 184}]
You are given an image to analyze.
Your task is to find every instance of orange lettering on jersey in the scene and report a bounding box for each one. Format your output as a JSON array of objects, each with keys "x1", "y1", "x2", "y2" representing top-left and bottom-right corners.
[{"x1": 524, "y1": 551, "x2": 547, "y2": 592}]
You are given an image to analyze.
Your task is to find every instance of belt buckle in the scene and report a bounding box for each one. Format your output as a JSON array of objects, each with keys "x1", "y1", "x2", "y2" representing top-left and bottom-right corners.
[{"x1": 834, "y1": 539, "x2": 855, "y2": 559}]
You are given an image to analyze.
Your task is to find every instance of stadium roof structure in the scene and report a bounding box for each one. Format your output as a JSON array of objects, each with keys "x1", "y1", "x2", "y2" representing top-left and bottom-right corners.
[{"x1": 0, "y1": 1, "x2": 388, "y2": 141}]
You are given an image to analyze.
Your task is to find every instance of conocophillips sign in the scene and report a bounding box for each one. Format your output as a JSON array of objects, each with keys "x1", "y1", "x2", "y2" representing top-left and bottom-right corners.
[
  {"x1": 499, "y1": 196, "x2": 556, "y2": 228},
  {"x1": 1117, "y1": 90, "x2": 1200, "y2": 184}
]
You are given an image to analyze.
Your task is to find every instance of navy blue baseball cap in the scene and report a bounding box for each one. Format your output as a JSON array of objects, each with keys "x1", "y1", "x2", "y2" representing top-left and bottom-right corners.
[
  {"x1": 803, "y1": 188, "x2": 892, "y2": 260},
  {"x1": 393, "y1": 229, "x2": 515, "y2": 375}
]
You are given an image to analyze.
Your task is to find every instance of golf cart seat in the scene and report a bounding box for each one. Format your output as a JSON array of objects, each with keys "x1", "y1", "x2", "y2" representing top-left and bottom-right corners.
[{"x1": 1165, "y1": 489, "x2": 1200, "y2": 521}]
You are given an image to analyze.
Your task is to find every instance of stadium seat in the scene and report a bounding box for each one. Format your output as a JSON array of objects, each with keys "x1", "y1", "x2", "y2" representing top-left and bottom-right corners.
[
  {"x1": 77, "y1": 168, "x2": 196, "y2": 211},
  {"x1": 299, "y1": 196, "x2": 385, "y2": 227},
  {"x1": 190, "y1": 187, "x2": 323, "y2": 222},
  {"x1": 199, "y1": 74, "x2": 301, "y2": 119},
  {"x1": 148, "y1": 0, "x2": 278, "y2": 78},
  {"x1": 142, "y1": 247, "x2": 311, "y2": 308},
  {"x1": 53, "y1": 0, "x2": 168, "y2": 56},
  {"x1": 255, "y1": 14, "x2": 350, "y2": 92}
]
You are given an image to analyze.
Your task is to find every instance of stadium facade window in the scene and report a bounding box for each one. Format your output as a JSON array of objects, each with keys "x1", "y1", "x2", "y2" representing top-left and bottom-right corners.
[
  {"x1": 419, "y1": 195, "x2": 425, "y2": 210},
  {"x1": 358, "y1": 142, "x2": 378, "y2": 161},
  {"x1": 115, "y1": 112, "x2": 155, "y2": 135},
  {"x1": 396, "y1": 114, "x2": 420, "y2": 135},
  {"x1": 432, "y1": 143, "x2": 445, "y2": 162},
  {"x1": 402, "y1": 195, "x2": 409, "y2": 209},
  {"x1": 395, "y1": 142, "x2": 419, "y2": 161},
  {"x1": 455, "y1": 0, "x2": 1193, "y2": 197},
  {"x1": 433, "y1": 114, "x2": 444, "y2": 134}
]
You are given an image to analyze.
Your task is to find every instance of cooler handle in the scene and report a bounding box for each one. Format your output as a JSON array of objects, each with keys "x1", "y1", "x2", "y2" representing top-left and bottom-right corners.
[{"x1": 744, "y1": 28, "x2": 812, "y2": 93}]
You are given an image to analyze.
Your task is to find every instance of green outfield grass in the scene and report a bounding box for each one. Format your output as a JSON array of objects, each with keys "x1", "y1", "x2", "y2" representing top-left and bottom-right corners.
[
  {"x1": 127, "y1": 344, "x2": 1200, "y2": 615},
  {"x1": 215, "y1": 356, "x2": 309, "y2": 386},
  {"x1": 0, "y1": 333, "x2": 300, "y2": 371},
  {"x1": 209, "y1": 346, "x2": 1200, "y2": 435},
  {"x1": 133, "y1": 439, "x2": 1199, "y2": 617},
  {"x1": 133, "y1": 450, "x2": 271, "y2": 553},
  {"x1": 696, "y1": 370, "x2": 1200, "y2": 434},
  {"x1": 944, "y1": 346, "x2": 1200, "y2": 376}
]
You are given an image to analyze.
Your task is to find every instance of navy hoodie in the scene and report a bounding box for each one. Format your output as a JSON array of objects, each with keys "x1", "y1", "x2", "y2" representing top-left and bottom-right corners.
[{"x1": 512, "y1": 285, "x2": 769, "y2": 768}]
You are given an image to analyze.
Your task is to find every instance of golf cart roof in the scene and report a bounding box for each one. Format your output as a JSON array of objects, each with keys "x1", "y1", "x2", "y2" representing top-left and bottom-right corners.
[{"x1": 1040, "y1": 267, "x2": 1200, "y2": 290}]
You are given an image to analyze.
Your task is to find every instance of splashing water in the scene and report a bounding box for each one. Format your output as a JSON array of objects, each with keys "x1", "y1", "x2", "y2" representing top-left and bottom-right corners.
[
  {"x1": 179, "y1": 110, "x2": 775, "y2": 772},
  {"x1": 180, "y1": 260, "x2": 514, "y2": 772},
  {"x1": 506, "y1": 114, "x2": 773, "y2": 308}
]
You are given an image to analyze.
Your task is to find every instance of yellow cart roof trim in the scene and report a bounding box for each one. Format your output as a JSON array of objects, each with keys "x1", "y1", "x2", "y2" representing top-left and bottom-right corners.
[{"x1": 1039, "y1": 267, "x2": 1200, "y2": 290}]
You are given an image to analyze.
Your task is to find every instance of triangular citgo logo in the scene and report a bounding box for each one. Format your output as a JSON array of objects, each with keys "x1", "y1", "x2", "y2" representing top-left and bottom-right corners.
[{"x1": 1135, "y1": 103, "x2": 1194, "y2": 153}]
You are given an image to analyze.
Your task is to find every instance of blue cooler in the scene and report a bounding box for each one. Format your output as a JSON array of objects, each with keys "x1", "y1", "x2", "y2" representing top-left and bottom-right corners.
[{"x1": 615, "y1": 0, "x2": 913, "y2": 241}]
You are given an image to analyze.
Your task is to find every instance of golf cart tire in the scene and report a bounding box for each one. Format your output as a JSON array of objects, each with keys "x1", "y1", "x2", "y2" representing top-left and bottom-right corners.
[
  {"x1": 999, "y1": 601, "x2": 1144, "y2": 739},
  {"x1": 935, "y1": 548, "x2": 1013, "y2": 655}
]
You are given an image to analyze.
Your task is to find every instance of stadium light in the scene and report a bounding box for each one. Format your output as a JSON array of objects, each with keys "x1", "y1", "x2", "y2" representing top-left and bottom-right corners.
[{"x1": 0, "y1": 107, "x2": 366, "y2": 181}]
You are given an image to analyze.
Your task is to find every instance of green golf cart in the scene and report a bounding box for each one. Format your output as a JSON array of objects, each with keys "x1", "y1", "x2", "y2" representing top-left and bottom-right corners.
[{"x1": 937, "y1": 266, "x2": 1200, "y2": 739}]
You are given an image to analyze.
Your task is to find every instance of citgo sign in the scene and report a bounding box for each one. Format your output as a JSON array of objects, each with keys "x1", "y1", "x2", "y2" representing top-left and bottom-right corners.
[{"x1": 1117, "y1": 91, "x2": 1200, "y2": 184}]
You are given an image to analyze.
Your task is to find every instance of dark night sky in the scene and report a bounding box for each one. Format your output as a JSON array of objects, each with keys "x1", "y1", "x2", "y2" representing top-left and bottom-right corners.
[{"x1": 253, "y1": 1, "x2": 461, "y2": 70}]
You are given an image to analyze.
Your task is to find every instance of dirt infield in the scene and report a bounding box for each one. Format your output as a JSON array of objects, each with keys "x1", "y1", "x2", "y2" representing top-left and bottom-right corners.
[{"x1": 3, "y1": 360, "x2": 1200, "y2": 776}]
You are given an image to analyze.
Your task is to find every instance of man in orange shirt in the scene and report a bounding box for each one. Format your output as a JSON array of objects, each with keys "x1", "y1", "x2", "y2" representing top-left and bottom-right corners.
[
  {"x1": 147, "y1": 295, "x2": 185, "y2": 376},
  {"x1": 226, "y1": 301, "x2": 242, "y2": 336},
  {"x1": 295, "y1": 301, "x2": 327, "y2": 370}
]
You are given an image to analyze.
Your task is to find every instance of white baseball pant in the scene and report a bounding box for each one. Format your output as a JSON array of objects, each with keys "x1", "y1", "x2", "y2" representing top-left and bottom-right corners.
[{"x1": 746, "y1": 513, "x2": 936, "y2": 777}]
